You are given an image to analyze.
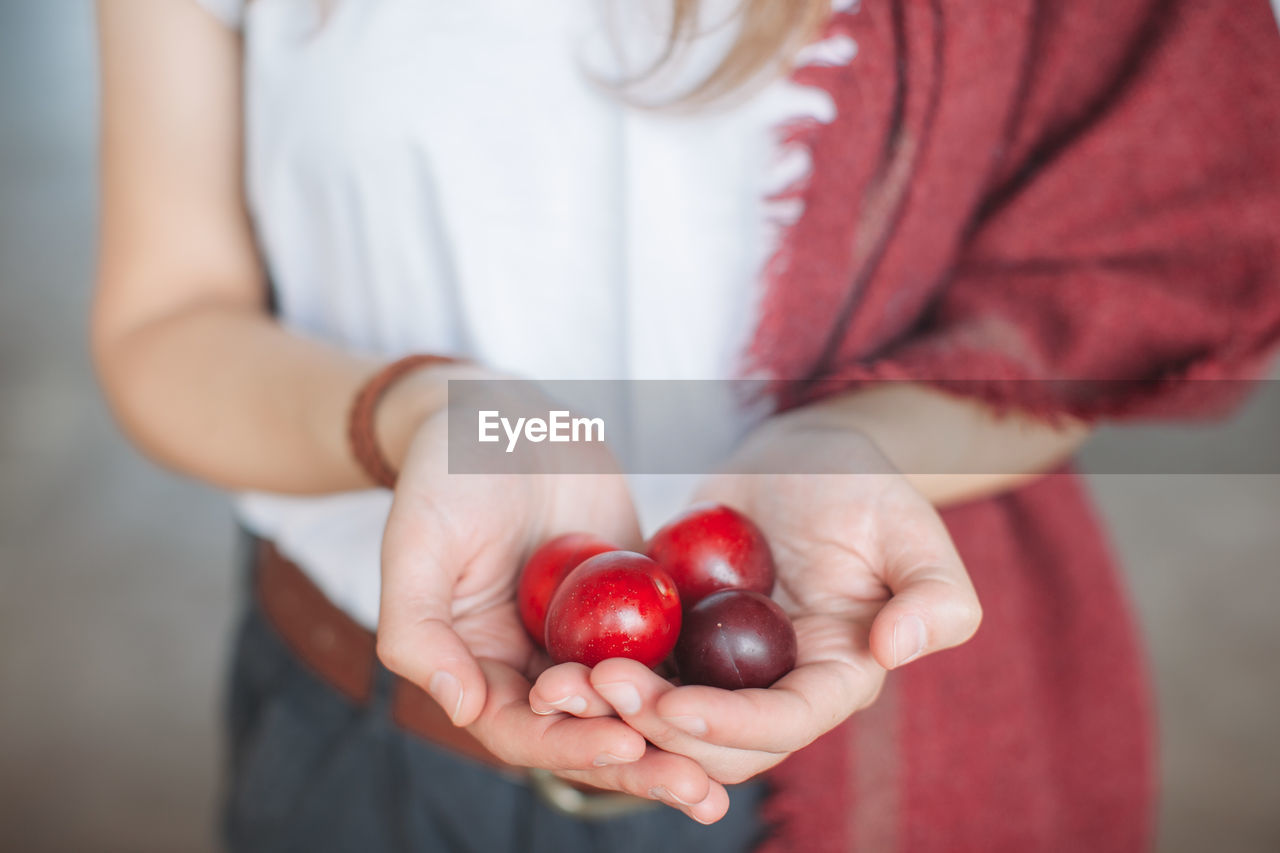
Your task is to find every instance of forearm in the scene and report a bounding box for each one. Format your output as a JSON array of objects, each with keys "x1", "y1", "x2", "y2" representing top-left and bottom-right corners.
[
  {"x1": 93, "y1": 2, "x2": 455, "y2": 495},
  {"x1": 778, "y1": 384, "x2": 1089, "y2": 507},
  {"x1": 94, "y1": 304, "x2": 444, "y2": 494}
]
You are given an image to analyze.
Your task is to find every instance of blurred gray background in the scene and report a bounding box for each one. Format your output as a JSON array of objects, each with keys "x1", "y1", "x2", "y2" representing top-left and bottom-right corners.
[{"x1": 1, "y1": 2, "x2": 1277, "y2": 851}]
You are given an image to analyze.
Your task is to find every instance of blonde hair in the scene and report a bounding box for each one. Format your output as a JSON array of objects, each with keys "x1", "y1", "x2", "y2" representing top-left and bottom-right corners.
[
  {"x1": 293, "y1": 0, "x2": 834, "y2": 105},
  {"x1": 649, "y1": 0, "x2": 833, "y2": 104}
]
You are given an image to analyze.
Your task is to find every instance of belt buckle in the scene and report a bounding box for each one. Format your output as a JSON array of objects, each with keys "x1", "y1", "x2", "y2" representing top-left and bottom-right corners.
[{"x1": 527, "y1": 768, "x2": 658, "y2": 821}]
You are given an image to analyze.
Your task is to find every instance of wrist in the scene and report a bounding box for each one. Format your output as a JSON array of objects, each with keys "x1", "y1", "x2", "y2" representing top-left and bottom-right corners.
[
  {"x1": 761, "y1": 385, "x2": 1089, "y2": 507},
  {"x1": 350, "y1": 355, "x2": 495, "y2": 488},
  {"x1": 727, "y1": 401, "x2": 891, "y2": 477},
  {"x1": 372, "y1": 360, "x2": 514, "y2": 476},
  {"x1": 373, "y1": 362, "x2": 451, "y2": 472}
]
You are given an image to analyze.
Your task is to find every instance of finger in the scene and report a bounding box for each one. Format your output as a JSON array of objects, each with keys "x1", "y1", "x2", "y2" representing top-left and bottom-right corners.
[
  {"x1": 651, "y1": 657, "x2": 884, "y2": 755},
  {"x1": 530, "y1": 663, "x2": 617, "y2": 718},
  {"x1": 555, "y1": 747, "x2": 731, "y2": 825},
  {"x1": 863, "y1": 495, "x2": 982, "y2": 669},
  {"x1": 378, "y1": 498, "x2": 488, "y2": 727},
  {"x1": 870, "y1": 568, "x2": 983, "y2": 671},
  {"x1": 591, "y1": 658, "x2": 792, "y2": 785},
  {"x1": 469, "y1": 659, "x2": 647, "y2": 770},
  {"x1": 590, "y1": 657, "x2": 688, "y2": 748}
]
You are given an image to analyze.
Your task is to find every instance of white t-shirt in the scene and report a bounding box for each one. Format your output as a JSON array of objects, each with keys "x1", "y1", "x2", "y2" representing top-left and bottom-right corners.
[{"x1": 194, "y1": 0, "x2": 857, "y2": 628}]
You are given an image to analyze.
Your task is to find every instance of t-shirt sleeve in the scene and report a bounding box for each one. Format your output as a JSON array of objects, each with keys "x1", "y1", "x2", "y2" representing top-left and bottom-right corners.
[
  {"x1": 829, "y1": 0, "x2": 1280, "y2": 422},
  {"x1": 191, "y1": 0, "x2": 244, "y2": 30}
]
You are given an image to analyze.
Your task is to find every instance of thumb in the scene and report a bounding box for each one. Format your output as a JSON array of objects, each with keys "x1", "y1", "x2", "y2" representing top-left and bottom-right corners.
[
  {"x1": 869, "y1": 568, "x2": 982, "y2": 671},
  {"x1": 377, "y1": 500, "x2": 488, "y2": 727}
]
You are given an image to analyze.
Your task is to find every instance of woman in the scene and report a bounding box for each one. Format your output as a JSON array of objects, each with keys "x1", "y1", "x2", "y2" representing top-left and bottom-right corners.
[{"x1": 93, "y1": 0, "x2": 1280, "y2": 851}]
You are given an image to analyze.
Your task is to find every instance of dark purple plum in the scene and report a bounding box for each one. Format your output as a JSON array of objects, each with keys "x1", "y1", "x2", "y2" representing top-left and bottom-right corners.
[{"x1": 674, "y1": 589, "x2": 797, "y2": 689}]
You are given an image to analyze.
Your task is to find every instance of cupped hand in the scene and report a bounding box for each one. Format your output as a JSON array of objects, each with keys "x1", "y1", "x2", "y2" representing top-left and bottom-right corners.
[
  {"x1": 376, "y1": 403, "x2": 730, "y2": 822},
  {"x1": 530, "y1": 410, "x2": 982, "y2": 785}
]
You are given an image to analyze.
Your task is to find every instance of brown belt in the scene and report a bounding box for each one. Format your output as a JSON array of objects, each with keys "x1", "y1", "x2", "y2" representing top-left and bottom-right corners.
[
  {"x1": 253, "y1": 540, "x2": 654, "y2": 819},
  {"x1": 254, "y1": 540, "x2": 504, "y2": 768}
]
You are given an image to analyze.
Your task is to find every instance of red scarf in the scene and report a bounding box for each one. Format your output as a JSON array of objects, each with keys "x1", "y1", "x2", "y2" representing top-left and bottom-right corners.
[{"x1": 751, "y1": 1, "x2": 1280, "y2": 850}]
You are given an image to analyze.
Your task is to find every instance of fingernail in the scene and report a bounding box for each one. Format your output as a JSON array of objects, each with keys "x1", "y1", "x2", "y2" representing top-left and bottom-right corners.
[
  {"x1": 649, "y1": 786, "x2": 695, "y2": 807},
  {"x1": 428, "y1": 671, "x2": 463, "y2": 723},
  {"x1": 593, "y1": 752, "x2": 637, "y2": 767},
  {"x1": 533, "y1": 695, "x2": 588, "y2": 716},
  {"x1": 596, "y1": 682, "x2": 642, "y2": 715},
  {"x1": 664, "y1": 715, "x2": 708, "y2": 736},
  {"x1": 892, "y1": 614, "x2": 927, "y2": 668}
]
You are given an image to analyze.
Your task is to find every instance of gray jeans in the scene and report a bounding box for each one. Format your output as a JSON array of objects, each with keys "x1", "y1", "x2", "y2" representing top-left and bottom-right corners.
[{"x1": 222, "y1": 594, "x2": 770, "y2": 853}]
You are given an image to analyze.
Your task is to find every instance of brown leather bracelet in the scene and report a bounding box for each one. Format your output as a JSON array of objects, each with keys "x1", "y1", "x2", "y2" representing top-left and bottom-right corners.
[{"x1": 348, "y1": 354, "x2": 456, "y2": 489}]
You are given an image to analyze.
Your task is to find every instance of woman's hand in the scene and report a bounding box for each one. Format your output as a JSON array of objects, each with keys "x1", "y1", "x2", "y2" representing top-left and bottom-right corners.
[
  {"x1": 530, "y1": 406, "x2": 982, "y2": 785},
  {"x1": 376, "y1": 402, "x2": 732, "y2": 822}
]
